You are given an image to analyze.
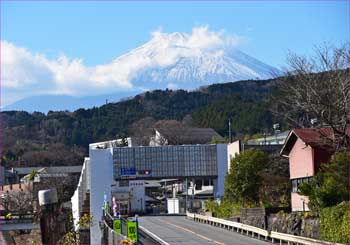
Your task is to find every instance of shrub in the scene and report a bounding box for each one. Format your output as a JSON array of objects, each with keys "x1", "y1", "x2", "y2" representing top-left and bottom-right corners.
[
  {"x1": 224, "y1": 149, "x2": 268, "y2": 206},
  {"x1": 299, "y1": 151, "x2": 349, "y2": 213},
  {"x1": 320, "y1": 202, "x2": 350, "y2": 243}
]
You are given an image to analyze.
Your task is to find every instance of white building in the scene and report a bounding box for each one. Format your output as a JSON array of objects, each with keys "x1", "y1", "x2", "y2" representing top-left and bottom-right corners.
[{"x1": 71, "y1": 141, "x2": 228, "y2": 244}]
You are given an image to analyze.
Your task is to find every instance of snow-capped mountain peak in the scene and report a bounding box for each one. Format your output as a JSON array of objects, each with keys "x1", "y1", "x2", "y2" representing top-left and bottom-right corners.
[
  {"x1": 110, "y1": 28, "x2": 279, "y2": 90},
  {"x1": 2, "y1": 27, "x2": 280, "y2": 111}
]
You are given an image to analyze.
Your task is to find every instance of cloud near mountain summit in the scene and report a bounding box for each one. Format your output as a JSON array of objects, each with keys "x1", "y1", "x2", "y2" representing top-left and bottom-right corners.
[{"x1": 2, "y1": 26, "x2": 270, "y2": 107}]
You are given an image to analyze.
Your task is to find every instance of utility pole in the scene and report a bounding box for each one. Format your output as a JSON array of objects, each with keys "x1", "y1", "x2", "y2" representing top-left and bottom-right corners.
[
  {"x1": 185, "y1": 177, "x2": 188, "y2": 213},
  {"x1": 228, "y1": 119, "x2": 232, "y2": 143}
]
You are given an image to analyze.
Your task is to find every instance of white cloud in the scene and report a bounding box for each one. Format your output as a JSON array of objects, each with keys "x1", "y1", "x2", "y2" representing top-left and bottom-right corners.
[
  {"x1": 1, "y1": 26, "x2": 245, "y2": 106},
  {"x1": 167, "y1": 82, "x2": 178, "y2": 90}
]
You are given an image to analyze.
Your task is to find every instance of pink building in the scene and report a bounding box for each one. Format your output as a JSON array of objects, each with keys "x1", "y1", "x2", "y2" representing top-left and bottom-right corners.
[{"x1": 280, "y1": 128, "x2": 336, "y2": 211}]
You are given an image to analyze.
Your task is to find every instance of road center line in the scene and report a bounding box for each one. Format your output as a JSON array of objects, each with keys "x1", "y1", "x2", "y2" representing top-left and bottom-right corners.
[{"x1": 162, "y1": 220, "x2": 226, "y2": 245}]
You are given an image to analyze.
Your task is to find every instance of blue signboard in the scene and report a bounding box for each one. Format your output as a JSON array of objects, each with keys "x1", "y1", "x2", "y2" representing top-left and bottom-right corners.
[{"x1": 120, "y1": 168, "x2": 136, "y2": 176}]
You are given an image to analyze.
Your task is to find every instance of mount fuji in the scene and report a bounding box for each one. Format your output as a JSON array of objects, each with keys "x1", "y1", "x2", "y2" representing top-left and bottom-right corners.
[
  {"x1": 110, "y1": 32, "x2": 279, "y2": 90},
  {"x1": 3, "y1": 29, "x2": 280, "y2": 113}
]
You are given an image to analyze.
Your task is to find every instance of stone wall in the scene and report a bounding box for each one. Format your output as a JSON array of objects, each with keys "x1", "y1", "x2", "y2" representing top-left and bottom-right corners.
[
  {"x1": 240, "y1": 208, "x2": 319, "y2": 239},
  {"x1": 240, "y1": 207, "x2": 290, "y2": 230},
  {"x1": 268, "y1": 212, "x2": 320, "y2": 239}
]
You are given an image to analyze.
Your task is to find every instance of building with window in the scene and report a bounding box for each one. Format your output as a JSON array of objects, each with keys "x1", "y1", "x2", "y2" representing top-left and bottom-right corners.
[
  {"x1": 72, "y1": 141, "x2": 228, "y2": 244},
  {"x1": 227, "y1": 139, "x2": 284, "y2": 172},
  {"x1": 149, "y1": 127, "x2": 224, "y2": 146},
  {"x1": 280, "y1": 128, "x2": 341, "y2": 211}
]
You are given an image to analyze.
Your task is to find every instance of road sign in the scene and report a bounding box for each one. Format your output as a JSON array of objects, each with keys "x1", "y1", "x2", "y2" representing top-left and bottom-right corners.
[
  {"x1": 126, "y1": 220, "x2": 138, "y2": 242},
  {"x1": 113, "y1": 219, "x2": 121, "y2": 234},
  {"x1": 120, "y1": 168, "x2": 136, "y2": 176}
]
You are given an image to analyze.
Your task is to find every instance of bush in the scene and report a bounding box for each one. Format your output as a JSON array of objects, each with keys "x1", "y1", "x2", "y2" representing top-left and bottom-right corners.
[
  {"x1": 299, "y1": 150, "x2": 349, "y2": 212},
  {"x1": 224, "y1": 149, "x2": 268, "y2": 207},
  {"x1": 216, "y1": 201, "x2": 241, "y2": 218},
  {"x1": 204, "y1": 199, "x2": 240, "y2": 218},
  {"x1": 320, "y1": 202, "x2": 350, "y2": 243}
]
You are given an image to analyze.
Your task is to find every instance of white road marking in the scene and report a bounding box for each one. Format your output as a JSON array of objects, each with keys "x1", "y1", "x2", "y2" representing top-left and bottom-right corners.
[{"x1": 139, "y1": 225, "x2": 170, "y2": 245}]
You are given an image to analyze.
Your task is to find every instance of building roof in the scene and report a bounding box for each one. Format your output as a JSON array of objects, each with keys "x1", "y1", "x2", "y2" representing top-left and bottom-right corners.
[
  {"x1": 13, "y1": 166, "x2": 82, "y2": 175},
  {"x1": 247, "y1": 130, "x2": 289, "y2": 145},
  {"x1": 21, "y1": 167, "x2": 70, "y2": 182},
  {"x1": 144, "y1": 180, "x2": 162, "y2": 188},
  {"x1": 280, "y1": 127, "x2": 349, "y2": 156},
  {"x1": 155, "y1": 127, "x2": 223, "y2": 145}
]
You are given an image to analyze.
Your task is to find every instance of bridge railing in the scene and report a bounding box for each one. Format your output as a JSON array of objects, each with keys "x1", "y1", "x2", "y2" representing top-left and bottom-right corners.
[
  {"x1": 187, "y1": 212, "x2": 343, "y2": 245},
  {"x1": 101, "y1": 213, "x2": 135, "y2": 245}
]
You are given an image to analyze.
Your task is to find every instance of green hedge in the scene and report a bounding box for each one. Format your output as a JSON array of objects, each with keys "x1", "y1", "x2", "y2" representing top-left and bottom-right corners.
[{"x1": 320, "y1": 202, "x2": 350, "y2": 243}]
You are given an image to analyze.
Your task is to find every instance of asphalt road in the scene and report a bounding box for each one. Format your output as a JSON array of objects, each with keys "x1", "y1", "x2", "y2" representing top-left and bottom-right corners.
[{"x1": 138, "y1": 216, "x2": 270, "y2": 245}]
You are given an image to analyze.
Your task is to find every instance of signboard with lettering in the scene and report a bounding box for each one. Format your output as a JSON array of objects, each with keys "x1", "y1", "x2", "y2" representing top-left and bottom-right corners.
[
  {"x1": 113, "y1": 219, "x2": 121, "y2": 234},
  {"x1": 120, "y1": 168, "x2": 136, "y2": 176},
  {"x1": 126, "y1": 220, "x2": 138, "y2": 242}
]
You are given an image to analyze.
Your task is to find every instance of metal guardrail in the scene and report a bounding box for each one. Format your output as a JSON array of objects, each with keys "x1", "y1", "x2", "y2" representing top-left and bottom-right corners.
[
  {"x1": 101, "y1": 219, "x2": 132, "y2": 245},
  {"x1": 187, "y1": 212, "x2": 344, "y2": 245}
]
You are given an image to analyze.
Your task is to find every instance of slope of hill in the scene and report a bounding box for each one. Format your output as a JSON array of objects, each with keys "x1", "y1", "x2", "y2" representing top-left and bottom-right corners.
[
  {"x1": 3, "y1": 91, "x2": 141, "y2": 113},
  {"x1": 1, "y1": 79, "x2": 279, "y2": 168}
]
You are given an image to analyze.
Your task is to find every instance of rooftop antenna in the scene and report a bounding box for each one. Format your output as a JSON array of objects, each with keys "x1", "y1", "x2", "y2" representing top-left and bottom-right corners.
[
  {"x1": 273, "y1": 123, "x2": 280, "y2": 144},
  {"x1": 311, "y1": 118, "x2": 318, "y2": 127},
  {"x1": 273, "y1": 123, "x2": 280, "y2": 131}
]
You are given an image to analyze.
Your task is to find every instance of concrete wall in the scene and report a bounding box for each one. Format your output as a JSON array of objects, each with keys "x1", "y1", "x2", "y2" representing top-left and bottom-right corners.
[
  {"x1": 71, "y1": 157, "x2": 90, "y2": 230},
  {"x1": 129, "y1": 180, "x2": 145, "y2": 212},
  {"x1": 215, "y1": 144, "x2": 228, "y2": 198},
  {"x1": 0, "y1": 182, "x2": 33, "y2": 192},
  {"x1": 289, "y1": 138, "x2": 314, "y2": 179},
  {"x1": 291, "y1": 192, "x2": 310, "y2": 212},
  {"x1": 227, "y1": 141, "x2": 241, "y2": 172},
  {"x1": 89, "y1": 148, "x2": 113, "y2": 245}
]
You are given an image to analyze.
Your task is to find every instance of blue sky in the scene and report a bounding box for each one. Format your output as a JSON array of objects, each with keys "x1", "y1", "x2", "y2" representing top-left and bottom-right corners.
[
  {"x1": 3, "y1": 1, "x2": 349, "y2": 67},
  {"x1": 1, "y1": 1, "x2": 349, "y2": 107}
]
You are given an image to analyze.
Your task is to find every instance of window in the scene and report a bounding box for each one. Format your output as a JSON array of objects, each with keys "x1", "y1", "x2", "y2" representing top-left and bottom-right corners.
[
  {"x1": 195, "y1": 179, "x2": 202, "y2": 190},
  {"x1": 291, "y1": 177, "x2": 313, "y2": 192},
  {"x1": 119, "y1": 180, "x2": 129, "y2": 187}
]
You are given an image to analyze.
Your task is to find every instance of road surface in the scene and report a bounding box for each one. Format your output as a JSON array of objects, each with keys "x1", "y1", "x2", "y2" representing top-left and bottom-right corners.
[{"x1": 138, "y1": 216, "x2": 270, "y2": 244}]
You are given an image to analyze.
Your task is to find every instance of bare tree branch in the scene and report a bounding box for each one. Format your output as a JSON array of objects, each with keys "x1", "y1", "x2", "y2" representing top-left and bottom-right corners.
[{"x1": 271, "y1": 43, "x2": 350, "y2": 151}]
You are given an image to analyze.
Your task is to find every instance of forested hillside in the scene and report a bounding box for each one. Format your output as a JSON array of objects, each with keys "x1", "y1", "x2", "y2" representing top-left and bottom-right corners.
[{"x1": 1, "y1": 78, "x2": 280, "y2": 168}]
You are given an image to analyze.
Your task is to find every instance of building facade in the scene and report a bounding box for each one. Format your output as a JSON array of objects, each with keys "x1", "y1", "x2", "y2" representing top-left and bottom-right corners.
[
  {"x1": 72, "y1": 141, "x2": 228, "y2": 244},
  {"x1": 280, "y1": 128, "x2": 337, "y2": 211}
]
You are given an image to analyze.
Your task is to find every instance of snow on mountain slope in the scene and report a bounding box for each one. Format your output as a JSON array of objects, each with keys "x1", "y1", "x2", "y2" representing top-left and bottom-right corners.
[
  {"x1": 3, "y1": 27, "x2": 280, "y2": 112},
  {"x1": 109, "y1": 31, "x2": 279, "y2": 90}
]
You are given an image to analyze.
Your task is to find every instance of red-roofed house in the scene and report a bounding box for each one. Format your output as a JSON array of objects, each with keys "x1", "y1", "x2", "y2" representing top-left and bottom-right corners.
[{"x1": 280, "y1": 128, "x2": 338, "y2": 211}]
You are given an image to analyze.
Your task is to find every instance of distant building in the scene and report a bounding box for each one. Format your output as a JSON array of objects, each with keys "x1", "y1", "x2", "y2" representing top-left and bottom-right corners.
[
  {"x1": 227, "y1": 136, "x2": 286, "y2": 172},
  {"x1": 247, "y1": 130, "x2": 289, "y2": 145},
  {"x1": 112, "y1": 127, "x2": 224, "y2": 147},
  {"x1": 280, "y1": 128, "x2": 347, "y2": 211},
  {"x1": 1, "y1": 166, "x2": 82, "y2": 185},
  {"x1": 149, "y1": 127, "x2": 223, "y2": 146},
  {"x1": 72, "y1": 141, "x2": 228, "y2": 244}
]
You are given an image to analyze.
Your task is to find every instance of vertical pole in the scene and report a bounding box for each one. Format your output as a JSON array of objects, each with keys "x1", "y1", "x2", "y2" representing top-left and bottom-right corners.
[
  {"x1": 228, "y1": 119, "x2": 232, "y2": 143},
  {"x1": 191, "y1": 178, "x2": 195, "y2": 212},
  {"x1": 165, "y1": 180, "x2": 167, "y2": 213},
  {"x1": 185, "y1": 177, "x2": 188, "y2": 213}
]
